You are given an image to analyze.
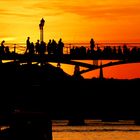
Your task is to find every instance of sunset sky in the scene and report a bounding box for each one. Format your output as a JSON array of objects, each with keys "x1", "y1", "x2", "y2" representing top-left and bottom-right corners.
[{"x1": 0, "y1": 0, "x2": 140, "y2": 44}]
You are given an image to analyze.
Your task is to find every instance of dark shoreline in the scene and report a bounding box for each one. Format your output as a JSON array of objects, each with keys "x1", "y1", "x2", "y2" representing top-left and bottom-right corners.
[{"x1": 0, "y1": 62, "x2": 139, "y2": 121}]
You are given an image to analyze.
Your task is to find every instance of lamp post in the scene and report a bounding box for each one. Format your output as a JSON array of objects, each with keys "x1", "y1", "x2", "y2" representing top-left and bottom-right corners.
[{"x1": 39, "y1": 18, "x2": 45, "y2": 42}]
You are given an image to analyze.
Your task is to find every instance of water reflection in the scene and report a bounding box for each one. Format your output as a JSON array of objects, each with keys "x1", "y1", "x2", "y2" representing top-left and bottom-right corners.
[{"x1": 52, "y1": 120, "x2": 140, "y2": 140}]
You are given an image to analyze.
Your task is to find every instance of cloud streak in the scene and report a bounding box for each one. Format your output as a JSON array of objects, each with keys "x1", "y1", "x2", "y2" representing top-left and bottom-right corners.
[
  {"x1": 1, "y1": 0, "x2": 140, "y2": 20},
  {"x1": 59, "y1": 5, "x2": 140, "y2": 19},
  {"x1": 0, "y1": 10, "x2": 33, "y2": 18},
  {"x1": 25, "y1": 0, "x2": 140, "y2": 20}
]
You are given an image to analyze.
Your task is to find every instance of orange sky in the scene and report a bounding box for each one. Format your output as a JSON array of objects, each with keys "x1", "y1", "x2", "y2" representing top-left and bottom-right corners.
[
  {"x1": 0, "y1": 0, "x2": 140, "y2": 44},
  {"x1": 50, "y1": 61, "x2": 140, "y2": 80},
  {"x1": 1, "y1": 0, "x2": 140, "y2": 79}
]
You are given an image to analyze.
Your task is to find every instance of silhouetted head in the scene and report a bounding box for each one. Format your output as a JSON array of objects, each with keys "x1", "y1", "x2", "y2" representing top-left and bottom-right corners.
[
  {"x1": 1, "y1": 40, "x2": 5, "y2": 46},
  {"x1": 2, "y1": 40, "x2": 5, "y2": 43},
  {"x1": 31, "y1": 42, "x2": 34, "y2": 45},
  {"x1": 59, "y1": 38, "x2": 62, "y2": 42}
]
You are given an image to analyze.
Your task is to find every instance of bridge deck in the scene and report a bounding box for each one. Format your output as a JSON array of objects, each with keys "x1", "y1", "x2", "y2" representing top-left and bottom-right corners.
[{"x1": 1, "y1": 53, "x2": 140, "y2": 75}]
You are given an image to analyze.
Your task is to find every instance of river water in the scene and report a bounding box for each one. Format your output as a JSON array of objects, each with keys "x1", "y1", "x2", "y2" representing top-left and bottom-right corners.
[{"x1": 52, "y1": 120, "x2": 140, "y2": 140}]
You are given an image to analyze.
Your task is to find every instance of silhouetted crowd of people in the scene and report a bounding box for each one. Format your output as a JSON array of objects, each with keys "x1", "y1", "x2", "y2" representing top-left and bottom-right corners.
[
  {"x1": 25, "y1": 37, "x2": 64, "y2": 56},
  {"x1": 0, "y1": 38, "x2": 140, "y2": 60},
  {"x1": 70, "y1": 38, "x2": 140, "y2": 59}
]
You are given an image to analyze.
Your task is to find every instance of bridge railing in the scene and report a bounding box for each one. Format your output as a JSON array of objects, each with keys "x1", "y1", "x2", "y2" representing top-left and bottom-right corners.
[
  {"x1": 3, "y1": 42, "x2": 140, "y2": 55},
  {"x1": 4, "y1": 43, "x2": 26, "y2": 54},
  {"x1": 4, "y1": 43, "x2": 90, "y2": 55}
]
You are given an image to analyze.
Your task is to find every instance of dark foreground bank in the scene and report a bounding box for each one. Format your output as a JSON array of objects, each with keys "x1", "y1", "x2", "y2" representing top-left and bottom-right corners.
[{"x1": 0, "y1": 62, "x2": 139, "y2": 121}]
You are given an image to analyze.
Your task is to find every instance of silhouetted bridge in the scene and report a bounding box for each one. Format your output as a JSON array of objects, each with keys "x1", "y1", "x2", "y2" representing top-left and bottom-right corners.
[{"x1": 1, "y1": 53, "x2": 140, "y2": 74}]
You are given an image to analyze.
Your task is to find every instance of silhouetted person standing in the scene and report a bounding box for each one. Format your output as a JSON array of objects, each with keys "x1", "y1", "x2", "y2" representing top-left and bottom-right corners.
[
  {"x1": 29, "y1": 42, "x2": 35, "y2": 55},
  {"x1": 56, "y1": 38, "x2": 64, "y2": 68},
  {"x1": 0, "y1": 40, "x2": 5, "y2": 54},
  {"x1": 25, "y1": 37, "x2": 31, "y2": 53},
  {"x1": 57, "y1": 38, "x2": 64, "y2": 56},
  {"x1": 39, "y1": 41, "x2": 46, "y2": 55},
  {"x1": 39, "y1": 41, "x2": 46, "y2": 66},
  {"x1": 90, "y1": 38, "x2": 95, "y2": 52},
  {"x1": 51, "y1": 39, "x2": 57, "y2": 55},
  {"x1": 35, "y1": 40, "x2": 40, "y2": 54},
  {"x1": 25, "y1": 37, "x2": 33, "y2": 65},
  {"x1": 0, "y1": 40, "x2": 5, "y2": 63},
  {"x1": 47, "y1": 40, "x2": 52, "y2": 55},
  {"x1": 1, "y1": 40, "x2": 5, "y2": 47},
  {"x1": 73, "y1": 65, "x2": 84, "y2": 80}
]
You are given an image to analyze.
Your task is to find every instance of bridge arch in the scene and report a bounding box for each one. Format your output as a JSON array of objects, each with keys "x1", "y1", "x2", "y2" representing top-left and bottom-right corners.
[{"x1": 79, "y1": 59, "x2": 140, "y2": 74}]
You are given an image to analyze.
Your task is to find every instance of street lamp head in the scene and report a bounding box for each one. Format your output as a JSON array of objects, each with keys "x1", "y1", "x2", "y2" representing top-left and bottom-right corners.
[{"x1": 40, "y1": 18, "x2": 45, "y2": 27}]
